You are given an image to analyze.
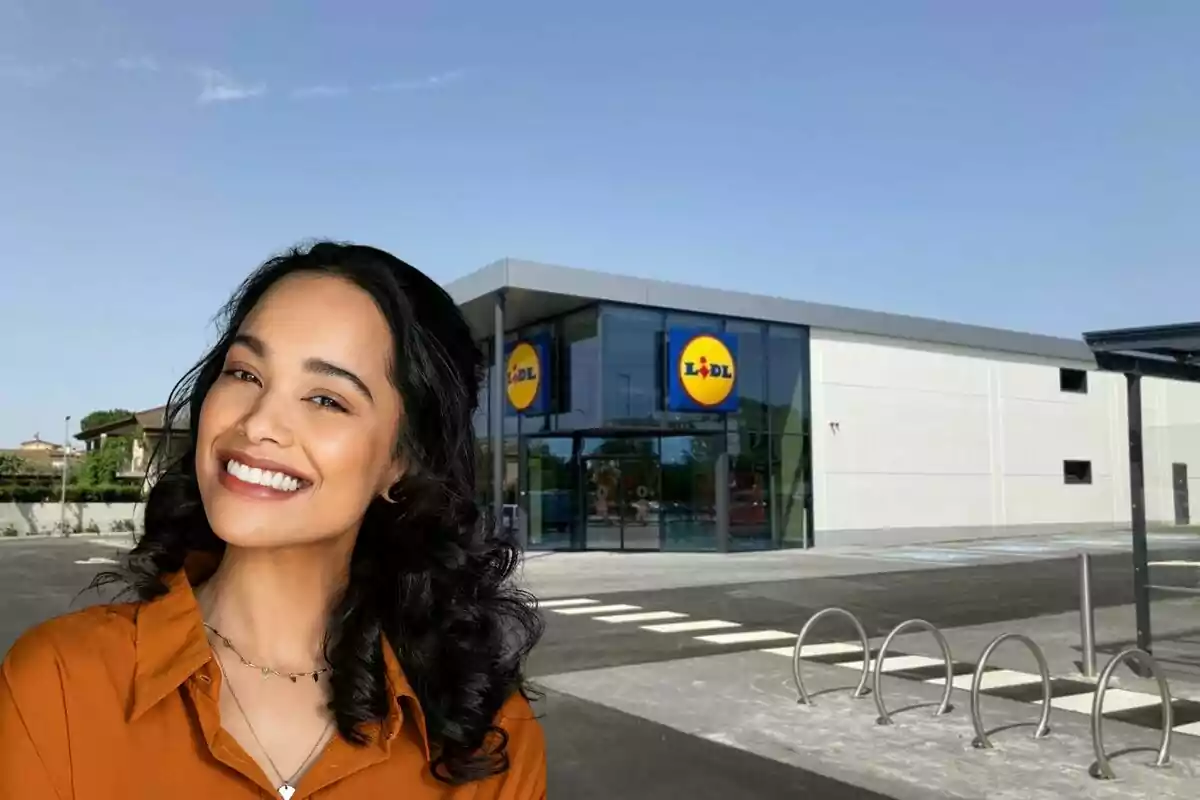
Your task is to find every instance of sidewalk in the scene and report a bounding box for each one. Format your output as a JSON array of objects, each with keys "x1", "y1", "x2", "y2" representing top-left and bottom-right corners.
[
  {"x1": 539, "y1": 649, "x2": 1200, "y2": 800},
  {"x1": 518, "y1": 529, "x2": 1195, "y2": 598}
]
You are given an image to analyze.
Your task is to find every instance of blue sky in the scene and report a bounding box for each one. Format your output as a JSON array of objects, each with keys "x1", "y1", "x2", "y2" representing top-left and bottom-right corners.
[{"x1": 2, "y1": 1, "x2": 1198, "y2": 447}]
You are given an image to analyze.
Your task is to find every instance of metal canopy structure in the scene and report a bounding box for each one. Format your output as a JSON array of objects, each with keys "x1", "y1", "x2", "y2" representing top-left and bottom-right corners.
[{"x1": 1083, "y1": 322, "x2": 1200, "y2": 653}]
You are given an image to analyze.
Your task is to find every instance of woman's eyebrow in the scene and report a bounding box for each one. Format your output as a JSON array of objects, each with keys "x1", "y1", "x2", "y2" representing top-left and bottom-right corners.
[{"x1": 231, "y1": 333, "x2": 374, "y2": 403}]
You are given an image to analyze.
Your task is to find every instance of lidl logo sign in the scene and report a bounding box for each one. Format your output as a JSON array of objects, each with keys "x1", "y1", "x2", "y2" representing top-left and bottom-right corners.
[
  {"x1": 505, "y1": 338, "x2": 549, "y2": 414},
  {"x1": 667, "y1": 329, "x2": 738, "y2": 412}
]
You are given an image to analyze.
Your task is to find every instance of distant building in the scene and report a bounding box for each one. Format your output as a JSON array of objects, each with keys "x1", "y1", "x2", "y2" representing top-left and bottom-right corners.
[
  {"x1": 17, "y1": 434, "x2": 67, "y2": 454},
  {"x1": 75, "y1": 405, "x2": 191, "y2": 488},
  {"x1": 0, "y1": 434, "x2": 80, "y2": 477}
]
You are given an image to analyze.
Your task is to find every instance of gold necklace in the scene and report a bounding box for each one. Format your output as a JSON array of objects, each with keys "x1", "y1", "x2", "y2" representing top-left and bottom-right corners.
[
  {"x1": 203, "y1": 622, "x2": 330, "y2": 683},
  {"x1": 211, "y1": 649, "x2": 332, "y2": 800}
]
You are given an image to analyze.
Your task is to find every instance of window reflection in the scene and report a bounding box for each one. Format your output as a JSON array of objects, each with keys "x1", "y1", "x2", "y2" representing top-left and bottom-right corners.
[
  {"x1": 768, "y1": 325, "x2": 810, "y2": 436},
  {"x1": 772, "y1": 433, "x2": 809, "y2": 546},
  {"x1": 726, "y1": 320, "x2": 767, "y2": 432},
  {"x1": 600, "y1": 307, "x2": 664, "y2": 426},
  {"x1": 555, "y1": 309, "x2": 601, "y2": 431},
  {"x1": 524, "y1": 436, "x2": 575, "y2": 550},
  {"x1": 729, "y1": 431, "x2": 771, "y2": 550},
  {"x1": 660, "y1": 435, "x2": 718, "y2": 550}
]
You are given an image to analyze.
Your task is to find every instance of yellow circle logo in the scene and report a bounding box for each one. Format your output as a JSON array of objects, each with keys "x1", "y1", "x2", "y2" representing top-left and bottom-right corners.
[
  {"x1": 678, "y1": 334, "x2": 736, "y2": 407},
  {"x1": 506, "y1": 342, "x2": 542, "y2": 411}
]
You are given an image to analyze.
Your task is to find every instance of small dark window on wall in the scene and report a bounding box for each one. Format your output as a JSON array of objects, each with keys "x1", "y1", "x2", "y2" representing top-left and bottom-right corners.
[
  {"x1": 1060, "y1": 368, "x2": 1088, "y2": 394},
  {"x1": 1064, "y1": 460, "x2": 1093, "y2": 485}
]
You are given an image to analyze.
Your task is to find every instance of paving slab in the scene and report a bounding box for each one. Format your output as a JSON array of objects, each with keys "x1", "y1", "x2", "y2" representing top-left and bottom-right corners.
[{"x1": 538, "y1": 649, "x2": 1200, "y2": 800}]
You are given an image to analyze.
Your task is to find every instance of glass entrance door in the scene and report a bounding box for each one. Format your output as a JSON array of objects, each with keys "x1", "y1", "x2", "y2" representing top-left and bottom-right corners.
[
  {"x1": 616, "y1": 456, "x2": 661, "y2": 550},
  {"x1": 581, "y1": 438, "x2": 662, "y2": 550}
]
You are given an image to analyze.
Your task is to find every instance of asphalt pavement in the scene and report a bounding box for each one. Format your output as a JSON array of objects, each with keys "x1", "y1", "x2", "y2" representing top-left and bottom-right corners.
[{"x1": 3, "y1": 535, "x2": 1198, "y2": 798}]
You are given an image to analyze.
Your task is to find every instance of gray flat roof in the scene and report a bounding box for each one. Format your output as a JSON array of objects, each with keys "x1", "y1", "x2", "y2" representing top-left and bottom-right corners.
[{"x1": 445, "y1": 258, "x2": 1095, "y2": 363}]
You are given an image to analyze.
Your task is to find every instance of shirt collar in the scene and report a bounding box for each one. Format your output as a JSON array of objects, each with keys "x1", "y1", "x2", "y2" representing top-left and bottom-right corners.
[{"x1": 128, "y1": 555, "x2": 430, "y2": 761}]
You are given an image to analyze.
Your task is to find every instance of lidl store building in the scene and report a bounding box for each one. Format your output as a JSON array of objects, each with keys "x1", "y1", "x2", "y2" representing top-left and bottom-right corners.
[{"x1": 447, "y1": 259, "x2": 1200, "y2": 553}]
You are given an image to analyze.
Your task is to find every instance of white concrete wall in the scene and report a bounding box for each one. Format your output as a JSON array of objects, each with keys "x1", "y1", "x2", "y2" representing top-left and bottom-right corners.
[
  {"x1": 809, "y1": 329, "x2": 1132, "y2": 540},
  {"x1": 0, "y1": 503, "x2": 143, "y2": 536},
  {"x1": 1143, "y1": 377, "x2": 1200, "y2": 524}
]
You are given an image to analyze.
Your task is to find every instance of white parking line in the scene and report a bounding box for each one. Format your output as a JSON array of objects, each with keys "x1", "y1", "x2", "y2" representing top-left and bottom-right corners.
[
  {"x1": 73, "y1": 556, "x2": 119, "y2": 565},
  {"x1": 538, "y1": 598, "x2": 600, "y2": 609},
  {"x1": 1037, "y1": 688, "x2": 1162, "y2": 714},
  {"x1": 594, "y1": 611, "x2": 687, "y2": 624},
  {"x1": 841, "y1": 655, "x2": 944, "y2": 673},
  {"x1": 696, "y1": 630, "x2": 796, "y2": 645},
  {"x1": 1175, "y1": 721, "x2": 1200, "y2": 737},
  {"x1": 927, "y1": 669, "x2": 1044, "y2": 691},
  {"x1": 552, "y1": 604, "x2": 641, "y2": 616},
  {"x1": 642, "y1": 619, "x2": 741, "y2": 634}
]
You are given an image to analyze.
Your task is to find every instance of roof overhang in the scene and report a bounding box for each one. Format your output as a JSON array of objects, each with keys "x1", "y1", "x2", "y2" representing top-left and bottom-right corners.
[
  {"x1": 1083, "y1": 322, "x2": 1200, "y2": 382},
  {"x1": 445, "y1": 258, "x2": 1094, "y2": 362}
]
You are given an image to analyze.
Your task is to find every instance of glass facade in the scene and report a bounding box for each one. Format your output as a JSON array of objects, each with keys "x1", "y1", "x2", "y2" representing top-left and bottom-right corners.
[{"x1": 473, "y1": 301, "x2": 812, "y2": 552}]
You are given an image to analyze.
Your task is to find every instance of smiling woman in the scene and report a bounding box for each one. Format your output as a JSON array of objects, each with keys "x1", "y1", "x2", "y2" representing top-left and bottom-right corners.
[{"x1": 0, "y1": 242, "x2": 546, "y2": 799}]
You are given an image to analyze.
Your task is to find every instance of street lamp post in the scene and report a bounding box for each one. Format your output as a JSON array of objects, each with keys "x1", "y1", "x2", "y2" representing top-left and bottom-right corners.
[{"x1": 60, "y1": 415, "x2": 71, "y2": 536}]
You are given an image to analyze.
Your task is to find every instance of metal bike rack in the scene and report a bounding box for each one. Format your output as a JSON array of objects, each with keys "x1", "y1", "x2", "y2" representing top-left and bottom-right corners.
[
  {"x1": 791, "y1": 607, "x2": 872, "y2": 706},
  {"x1": 1091, "y1": 647, "x2": 1173, "y2": 780},
  {"x1": 873, "y1": 619, "x2": 954, "y2": 726},
  {"x1": 969, "y1": 633, "x2": 1052, "y2": 749}
]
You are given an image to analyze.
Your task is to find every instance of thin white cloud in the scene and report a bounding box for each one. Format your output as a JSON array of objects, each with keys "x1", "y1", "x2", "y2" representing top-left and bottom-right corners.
[
  {"x1": 194, "y1": 67, "x2": 265, "y2": 104},
  {"x1": 116, "y1": 56, "x2": 159, "y2": 72},
  {"x1": 371, "y1": 69, "x2": 465, "y2": 93},
  {"x1": 291, "y1": 84, "x2": 349, "y2": 99}
]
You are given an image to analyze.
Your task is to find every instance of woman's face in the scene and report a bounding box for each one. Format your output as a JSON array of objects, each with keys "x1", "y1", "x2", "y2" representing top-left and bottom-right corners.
[{"x1": 195, "y1": 272, "x2": 404, "y2": 549}]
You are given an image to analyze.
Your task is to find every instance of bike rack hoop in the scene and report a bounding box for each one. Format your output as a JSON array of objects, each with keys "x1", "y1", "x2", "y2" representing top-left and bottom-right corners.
[
  {"x1": 1091, "y1": 647, "x2": 1173, "y2": 780},
  {"x1": 873, "y1": 618, "x2": 954, "y2": 726},
  {"x1": 791, "y1": 607, "x2": 872, "y2": 706},
  {"x1": 969, "y1": 633, "x2": 1052, "y2": 749}
]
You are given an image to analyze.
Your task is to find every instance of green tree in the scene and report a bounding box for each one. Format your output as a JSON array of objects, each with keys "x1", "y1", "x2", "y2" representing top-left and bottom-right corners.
[
  {"x1": 80, "y1": 409, "x2": 133, "y2": 432},
  {"x1": 74, "y1": 408, "x2": 136, "y2": 486},
  {"x1": 0, "y1": 453, "x2": 29, "y2": 476},
  {"x1": 75, "y1": 437, "x2": 133, "y2": 486}
]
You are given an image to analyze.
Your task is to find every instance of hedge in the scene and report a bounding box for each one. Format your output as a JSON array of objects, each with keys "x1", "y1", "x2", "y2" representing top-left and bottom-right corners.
[{"x1": 0, "y1": 484, "x2": 144, "y2": 503}]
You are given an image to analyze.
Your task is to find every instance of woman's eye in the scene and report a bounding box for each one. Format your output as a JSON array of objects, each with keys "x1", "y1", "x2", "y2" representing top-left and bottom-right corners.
[
  {"x1": 223, "y1": 368, "x2": 261, "y2": 385},
  {"x1": 310, "y1": 395, "x2": 347, "y2": 413}
]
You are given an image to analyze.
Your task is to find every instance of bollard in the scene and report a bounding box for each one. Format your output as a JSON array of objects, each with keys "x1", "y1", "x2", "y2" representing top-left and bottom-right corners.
[{"x1": 1079, "y1": 552, "x2": 1097, "y2": 679}]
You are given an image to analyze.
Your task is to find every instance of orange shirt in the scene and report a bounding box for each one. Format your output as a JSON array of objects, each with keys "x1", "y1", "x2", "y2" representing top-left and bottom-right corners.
[{"x1": 0, "y1": 567, "x2": 546, "y2": 799}]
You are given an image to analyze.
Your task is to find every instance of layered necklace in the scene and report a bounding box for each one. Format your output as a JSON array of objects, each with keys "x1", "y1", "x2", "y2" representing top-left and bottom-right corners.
[
  {"x1": 205, "y1": 623, "x2": 333, "y2": 800},
  {"x1": 204, "y1": 622, "x2": 330, "y2": 682}
]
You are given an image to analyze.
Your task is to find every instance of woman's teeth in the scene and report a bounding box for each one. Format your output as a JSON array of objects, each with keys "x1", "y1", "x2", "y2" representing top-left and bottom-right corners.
[{"x1": 225, "y1": 459, "x2": 303, "y2": 492}]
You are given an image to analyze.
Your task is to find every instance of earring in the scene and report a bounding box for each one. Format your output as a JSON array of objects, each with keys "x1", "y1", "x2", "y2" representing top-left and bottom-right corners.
[{"x1": 381, "y1": 483, "x2": 400, "y2": 504}]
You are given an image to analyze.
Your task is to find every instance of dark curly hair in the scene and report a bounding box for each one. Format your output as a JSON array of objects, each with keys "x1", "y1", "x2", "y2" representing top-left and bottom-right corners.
[{"x1": 91, "y1": 241, "x2": 544, "y2": 785}]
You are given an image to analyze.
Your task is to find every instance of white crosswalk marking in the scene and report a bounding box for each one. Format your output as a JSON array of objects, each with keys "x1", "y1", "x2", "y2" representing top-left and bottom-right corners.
[
  {"x1": 552, "y1": 604, "x2": 642, "y2": 616},
  {"x1": 642, "y1": 619, "x2": 741, "y2": 634},
  {"x1": 760, "y1": 641, "x2": 861, "y2": 658},
  {"x1": 594, "y1": 611, "x2": 687, "y2": 623},
  {"x1": 696, "y1": 630, "x2": 796, "y2": 645},
  {"x1": 538, "y1": 598, "x2": 600, "y2": 609}
]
